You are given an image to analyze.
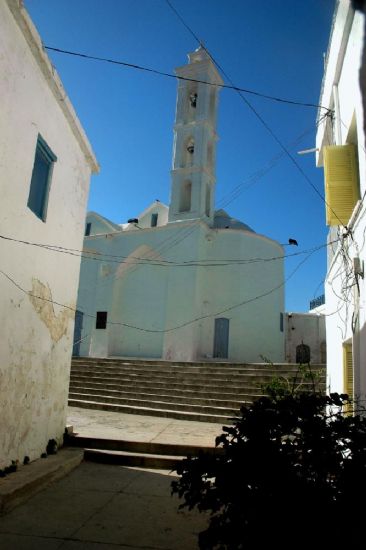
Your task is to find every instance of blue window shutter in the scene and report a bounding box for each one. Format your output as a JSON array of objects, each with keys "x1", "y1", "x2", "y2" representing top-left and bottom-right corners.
[{"x1": 27, "y1": 135, "x2": 56, "y2": 221}]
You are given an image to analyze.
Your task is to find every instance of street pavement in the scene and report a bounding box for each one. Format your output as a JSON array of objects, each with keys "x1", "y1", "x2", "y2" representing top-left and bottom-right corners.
[{"x1": 0, "y1": 407, "x2": 226, "y2": 549}]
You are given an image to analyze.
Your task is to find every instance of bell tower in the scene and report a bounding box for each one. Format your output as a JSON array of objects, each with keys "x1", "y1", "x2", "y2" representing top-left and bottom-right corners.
[{"x1": 168, "y1": 47, "x2": 223, "y2": 225}]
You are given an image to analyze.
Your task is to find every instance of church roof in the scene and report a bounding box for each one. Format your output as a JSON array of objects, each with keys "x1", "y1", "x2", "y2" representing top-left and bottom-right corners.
[{"x1": 213, "y1": 209, "x2": 255, "y2": 232}]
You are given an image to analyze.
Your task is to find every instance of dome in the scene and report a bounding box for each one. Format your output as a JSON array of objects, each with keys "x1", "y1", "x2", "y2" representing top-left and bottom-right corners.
[{"x1": 213, "y1": 209, "x2": 255, "y2": 232}]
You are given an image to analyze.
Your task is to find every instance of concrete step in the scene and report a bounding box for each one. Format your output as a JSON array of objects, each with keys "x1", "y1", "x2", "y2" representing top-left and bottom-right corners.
[
  {"x1": 69, "y1": 374, "x2": 267, "y2": 392},
  {"x1": 66, "y1": 435, "x2": 219, "y2": 456},
  {"x1": 68, "y1": 386, "x2": 254, "y2": 406},
  {"x1": 67, "y1": 436, "x2": 222, "y2": 470},
  {"x1": 69, "y1": 358, "x2": 325, "y2": 423},
  {"x1": 68, "y1": 391, "x2": 241, "y2": 416},
  {"x1": 71, "y1": 362, "x2": 314, "y2": 375},
  {"x1": 0, "y1": 449, "x2": 83, "y2": 515},
  {"x1": 69, "y1": 381, "x2": 262, "y2": 400},
  {"x1": 72, "y1": 357, "x2": 324, "y2": 371},
  {"x1": 68, "y1": 398, "x2": 235, "y2": 424},
  {"x1": 69, "y1": 373, "x2": 323, "y2": 393},
  {"x1": 73, "y1": 364, "x2": 316, "y2": 379},
  {"x1": 83, "y1": 449, "x2": 183, "y2": 469}
]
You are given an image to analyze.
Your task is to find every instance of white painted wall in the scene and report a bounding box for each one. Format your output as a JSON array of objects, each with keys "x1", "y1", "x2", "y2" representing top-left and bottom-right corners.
[
  {"x1": 316, "y1": 1, "x2": 366, "y2": 398},
  {"x1": 0, "y1": 0, "x2": 98, "y2": 469},
  {"x1": 77, "y1": 217, "x2": 285, "y2": 363},
  {"x1": 284, "y1": 313, "x2": 326, "y2": 364}
]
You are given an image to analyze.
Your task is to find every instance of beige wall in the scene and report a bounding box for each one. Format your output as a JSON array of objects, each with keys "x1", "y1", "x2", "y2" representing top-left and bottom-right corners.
[{"x1": 0, "y1": 1, "x2": 97, "y2": 468}]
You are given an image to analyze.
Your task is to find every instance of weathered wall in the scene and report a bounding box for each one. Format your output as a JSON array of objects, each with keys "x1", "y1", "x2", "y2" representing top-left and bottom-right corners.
[
  {"x1": 0, "y1": 1, "x2": 97, "y2": 468},
  {"x1": 284, "y1": 313, "x2": 326, "y2": 364}
]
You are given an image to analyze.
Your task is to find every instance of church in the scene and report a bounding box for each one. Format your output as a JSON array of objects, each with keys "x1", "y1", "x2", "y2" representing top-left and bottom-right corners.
[{"x1": 75, "y1": 47, "x2": 285, "y2": 363}]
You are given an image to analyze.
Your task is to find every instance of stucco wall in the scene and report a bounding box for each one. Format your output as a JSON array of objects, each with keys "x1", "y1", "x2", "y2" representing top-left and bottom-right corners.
[
  {"x1": 316, "y1": 2, "x2": 366, "y2": 398},
  {"x1": 0, "y1": 1, "x2": 96, "y2": 468},
  {"x1": 77, "y1": 219, "x2": 285, "y2": 363},
  {"x1": 284, "y1": 313, "x2": 326, "y2": 364}
]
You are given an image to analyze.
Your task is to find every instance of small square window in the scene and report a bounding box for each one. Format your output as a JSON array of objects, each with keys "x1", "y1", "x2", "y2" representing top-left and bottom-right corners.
[
  {"x1": 96, "y1": 311, "x2": 107, "y2": 329},
  {"x1": 151, "y1": 213, "x2": 158, "y2": 227},
  {"x1": 27, "y1": 135, "x2": 57, "y2": 221},
  {"x1": 85, "y1": 222, "x2": 92, "y2": 236}
]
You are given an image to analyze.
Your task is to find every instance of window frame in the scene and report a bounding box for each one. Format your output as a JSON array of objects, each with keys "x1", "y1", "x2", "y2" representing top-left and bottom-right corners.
[
  {"x1": 85, "y1": 222, "x2": 92, "y2": 236},
  {"x1": 151, "y1": 213, "x2": 158, "y2": 227},
  {"x1": 27, "y1": 134, "x2": 57, "y2": 222},
  {"x1": 96, "y1": 311, "x2": 108, "y2": 330}
]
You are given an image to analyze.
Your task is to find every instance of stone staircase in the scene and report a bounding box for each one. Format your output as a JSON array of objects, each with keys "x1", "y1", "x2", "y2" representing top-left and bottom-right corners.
[
  {"x1": 68, "y1": 357, "x2": 325, "y2": 424},
  {"x1": 65, "y1": 434, "x2": 223, "y2": 470}
]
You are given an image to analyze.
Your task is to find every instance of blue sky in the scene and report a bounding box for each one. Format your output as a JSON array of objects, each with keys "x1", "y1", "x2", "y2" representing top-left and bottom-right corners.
[{"x1": 25, "y1": 0, "x2": 335, "y2": 312}]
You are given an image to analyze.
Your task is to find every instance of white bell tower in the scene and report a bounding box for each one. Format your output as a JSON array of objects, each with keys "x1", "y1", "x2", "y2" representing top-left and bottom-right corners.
[{"x1": 168, "y1": 47, "x2": 223, "y2": 225}]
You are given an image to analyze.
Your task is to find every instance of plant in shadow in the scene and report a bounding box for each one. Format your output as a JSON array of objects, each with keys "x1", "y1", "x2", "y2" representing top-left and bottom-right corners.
[{"x1": 172, "y1": 392, "x2": 366, "y2": 548}]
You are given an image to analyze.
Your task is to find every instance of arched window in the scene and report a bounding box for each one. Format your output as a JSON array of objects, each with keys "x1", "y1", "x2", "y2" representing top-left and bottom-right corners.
[
  {"x1": 182, "y1": 137, "x2": 194, "y2": 167},
  {"x1": 186, "y1": 86, "x2": 198, "y2": 122},
  {"x1": 179, "y1": 180, "x2": 192, "y2": 212}
]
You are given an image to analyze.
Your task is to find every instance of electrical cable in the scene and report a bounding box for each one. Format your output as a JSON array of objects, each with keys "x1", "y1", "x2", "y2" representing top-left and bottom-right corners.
[
  {"x1": 0, "y1": 233, "x2": 338, "y2": 267},
  {"x1": 44, "y1": 45, "x2": 331, "y2": 112},
  {"x1": 0, "y1": 245, "x2": 318, "y2": 334},
  {"x1": 164, "y1": 0, "x2": 344, "y2": 227}
]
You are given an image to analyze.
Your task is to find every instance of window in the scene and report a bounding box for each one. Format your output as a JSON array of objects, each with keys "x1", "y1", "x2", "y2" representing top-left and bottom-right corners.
[
  {"x1": 96, "y1": 311, "x2": 107, "y2": 329},
  {"x1": 151, "y1": 213, "x2": 158, "y2": 227},
  {"x1": 183, "y1": 137, "x2": 194, "y2": 167},
  {"x1": 85, "y1": 222, "x2": 92, "y2": 236},
  {"x1": 27, "y1": 134, "x2": 57, "y2": 221},
  {"x1": 179, "y1": 180, "x2": 192, "y2": 212},
  {"x1": 280, "y1": 312, "x2": 284, "y2": 332},
  {"x1": 323, "y1": 144, "x2": 359, "y2": 226}
]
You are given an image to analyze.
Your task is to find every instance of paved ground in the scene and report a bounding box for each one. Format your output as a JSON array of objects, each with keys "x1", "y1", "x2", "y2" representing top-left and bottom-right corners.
[
  {"x1": 67, "y1": 406, "x2": 225, "y2": 447},
  {"x1": 0, "y1": 462, "x2": 208, "y2": 549},
  {"x1": 0, "y1": 409, "x2": 225, "y2": 549}
]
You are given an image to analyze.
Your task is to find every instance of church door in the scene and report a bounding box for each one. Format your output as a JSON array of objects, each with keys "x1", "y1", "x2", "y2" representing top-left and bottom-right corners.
[
  {"x1": 72, "y1": 310, "x2": 84, "y2": 356},
  {"x1": 213, "y1": 318, "x2": 229, "y2": 359}
]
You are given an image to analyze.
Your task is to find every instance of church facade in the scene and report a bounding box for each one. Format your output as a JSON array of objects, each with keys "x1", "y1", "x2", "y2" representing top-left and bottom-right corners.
[{"x1": 76, "y1": 48, "x2": 285, "y2": 362}]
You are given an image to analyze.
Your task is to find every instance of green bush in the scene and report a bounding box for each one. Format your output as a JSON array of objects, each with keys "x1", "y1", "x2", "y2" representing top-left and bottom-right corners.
[{"x1": 172, "y1": 392, "x2": 366, "y2": 547}]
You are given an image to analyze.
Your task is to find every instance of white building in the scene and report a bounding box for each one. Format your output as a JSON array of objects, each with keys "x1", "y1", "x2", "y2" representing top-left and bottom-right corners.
[
  {"x1": 0, "y1": 0, "x2": 98, "y2": 469},
  {"x1": 316, "y1": 0, "x2": 366, "y2": 400},
  {"x1": 284, "y1": 306, "x2": 326, "y2": 365},
  {"x1": 76, "y1": 47, "x2": 285, "y2": 363}
]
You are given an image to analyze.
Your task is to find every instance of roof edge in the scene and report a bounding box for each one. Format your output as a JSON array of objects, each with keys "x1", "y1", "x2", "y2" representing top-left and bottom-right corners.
[{"x1": 6, "y1": 0, "x2": 99, "y2": 174}]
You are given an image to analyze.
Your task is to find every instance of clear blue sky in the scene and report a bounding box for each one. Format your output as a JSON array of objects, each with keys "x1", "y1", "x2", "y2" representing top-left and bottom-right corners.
[{"x1": 25, "y1": 0, "x2": 335, "y2": 313}]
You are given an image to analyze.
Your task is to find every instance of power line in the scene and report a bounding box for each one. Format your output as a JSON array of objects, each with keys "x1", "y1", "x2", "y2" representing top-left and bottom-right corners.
[
  {"x1": 44, "y1": 45, "x2": 331, "y2": 112},
  {"x1": 0, "y1": 233, "x2": 338, "y2": 267},
  {"x1": 0, "y1": 245, "x2": 317, "y2": 334},
  {"x1": 45, "y1": 42, "x2": 331, "y2": 266},
  {"x1": 109, "y1": 109, "x2": 329, "y2": 268},
  {"x1": 217, "y1": 111, "x2": 329, "y2": 210},
  {"x1": 164, "y1": 0, "x2": 344, "y2": 227}
]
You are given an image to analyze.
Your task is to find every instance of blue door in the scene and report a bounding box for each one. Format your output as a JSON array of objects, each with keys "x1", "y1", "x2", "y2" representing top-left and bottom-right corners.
[
  {"x1": 72, "y1": 310, "x2": 84, "y2": 356},
  {"x1": 213, "y1": 318, "x2": 229, "y2": 359}
]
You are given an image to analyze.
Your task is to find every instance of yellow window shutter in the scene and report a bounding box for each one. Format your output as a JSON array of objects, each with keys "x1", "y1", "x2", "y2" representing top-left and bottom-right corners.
[
  {"x1": 323, "y1": 144, "x2": 359, "y2": 226},
  {"x1": 343, "y1": 343, "x2": 353, "y2": 399}
]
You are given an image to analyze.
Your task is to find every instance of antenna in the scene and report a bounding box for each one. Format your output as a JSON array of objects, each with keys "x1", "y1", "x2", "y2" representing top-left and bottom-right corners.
[{"x1": 297, "y1": 147, "x2": 319, "y2": 155}]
